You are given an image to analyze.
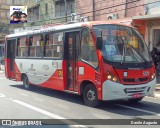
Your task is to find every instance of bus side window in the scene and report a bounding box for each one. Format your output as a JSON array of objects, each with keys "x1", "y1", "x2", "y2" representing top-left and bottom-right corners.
[
  {"x1": 29, "y1": 36, "x2": 35, "y2": 57},
  {"x1": 29, "y1": 35, "x2": 43, "y2": 58},
  {"x1": 81, "y1": 28, "x2": 98, "y2": 67},
  {"x1": 17, "y1": 37, "x2": 28, "y2": 58},
  {"x1": 35, "y1": 35, "x2": 43, "y2": 57},
  {"x1": 53, "y1": 33, "x2": 63, "y2": 58},
  {"x1": 45, "y1": 34, "x2": 49, "y2": 46},
  {"x1": 45, "y1": 34, "x2": 53, "y2": 57},
  {"x1": 44, "y1": 33, "x2": 63, "y2": 58}
]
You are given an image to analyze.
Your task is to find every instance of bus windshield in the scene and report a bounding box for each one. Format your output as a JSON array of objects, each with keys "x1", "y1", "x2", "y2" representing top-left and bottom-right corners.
[{"x1": 93, "y1": 25, "x2": 152, "y2": 64}]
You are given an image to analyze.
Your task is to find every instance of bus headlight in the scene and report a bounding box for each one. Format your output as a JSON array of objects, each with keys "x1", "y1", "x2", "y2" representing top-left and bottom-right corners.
[
  {"x1": 106, "y1": 71, "x2": 119, "y2": 83},
  {"x1": 150, "y1": 72, "x2": 155, "y2": 81}
]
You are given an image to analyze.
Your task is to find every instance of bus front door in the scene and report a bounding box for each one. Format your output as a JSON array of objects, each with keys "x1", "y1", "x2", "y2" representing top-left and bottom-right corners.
[
  {"x1": 65, "y1": 32, "x2": 80, "y2": 92},
  {"x1": 6, "y1": 39, "x2": 16, "y2": 79}
]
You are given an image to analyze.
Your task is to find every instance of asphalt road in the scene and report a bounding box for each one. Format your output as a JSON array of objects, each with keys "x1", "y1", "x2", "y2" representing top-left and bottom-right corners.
[{"x1": 0, "y1": 72, "x2": 160, "y2": 128}]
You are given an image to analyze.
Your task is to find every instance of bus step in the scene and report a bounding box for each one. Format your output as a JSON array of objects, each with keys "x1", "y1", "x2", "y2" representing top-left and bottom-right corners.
[
  {"x1": 64, "y1": 90, "x2": 78, "y2": 95},
  {"x1": 9, "y1": 78, "x2": 16, "y2": 81}
]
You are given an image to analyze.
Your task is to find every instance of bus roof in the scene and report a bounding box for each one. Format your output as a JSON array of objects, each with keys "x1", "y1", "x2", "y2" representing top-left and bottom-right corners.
[{"x1": 6, "y1": 21, "x2": 132, "y2": 39}]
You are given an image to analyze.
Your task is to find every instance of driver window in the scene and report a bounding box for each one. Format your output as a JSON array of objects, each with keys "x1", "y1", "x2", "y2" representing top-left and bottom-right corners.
[{"x1": 81, "y1": 28, "x2": 98, "y2": 67}]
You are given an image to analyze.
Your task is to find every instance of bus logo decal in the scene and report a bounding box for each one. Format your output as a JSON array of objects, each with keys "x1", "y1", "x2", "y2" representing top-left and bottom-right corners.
[
  {"x1": 135, "y1": 78, "x2": 139, "y2": 83},
  {"x1": 142, "y1": 71, "x2": 149, "y2": 76},
  {"x1": 29, "y1": 64, "x2": 35, "y2": 71},
  {"x1": 58, "y1": 69, "x2": 62, "y2": 77}
]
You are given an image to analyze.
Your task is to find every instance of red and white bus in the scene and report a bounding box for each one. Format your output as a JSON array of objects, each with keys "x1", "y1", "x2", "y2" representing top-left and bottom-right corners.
[{"x1": 5, "y1": 21, "x2": 156, "y2": 107}]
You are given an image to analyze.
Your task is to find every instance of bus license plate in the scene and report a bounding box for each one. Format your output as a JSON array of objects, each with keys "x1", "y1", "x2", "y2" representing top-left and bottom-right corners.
[{"x1": 132, "y1": 93, "x2": 142, "y2": 98}]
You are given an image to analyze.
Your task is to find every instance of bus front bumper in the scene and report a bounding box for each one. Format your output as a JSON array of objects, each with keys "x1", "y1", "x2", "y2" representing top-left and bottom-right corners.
[{"x1": 102, "y1": 78, "x2": 156, "y2": 101}]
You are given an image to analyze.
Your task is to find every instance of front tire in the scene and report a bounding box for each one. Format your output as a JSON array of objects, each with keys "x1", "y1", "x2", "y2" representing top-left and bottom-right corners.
[
  {"x1": 83, "y1": 84, "x2": 100, "y2": 107},
  {"x1": 23, "y1": 75, "x2": 31, "y2": 90}
]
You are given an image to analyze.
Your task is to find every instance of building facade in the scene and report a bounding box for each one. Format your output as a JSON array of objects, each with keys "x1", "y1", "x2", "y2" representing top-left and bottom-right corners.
[
  {"x1": 27, "y1": 0, "x2": 76, "y2": 27},
  {"x1": 75, "y1": 0, "x2": 160, "y2": 52},
  {"x1": 2, "y1": 0, "x2": 160, "y2": 52}
]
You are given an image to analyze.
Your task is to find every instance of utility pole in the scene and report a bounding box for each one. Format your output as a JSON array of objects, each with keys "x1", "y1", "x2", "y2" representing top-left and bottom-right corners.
[
  {"x1": 93, "y1": 0, "x2": 95, "y2": 21},
  {"x1": 64, "y1": 0, "x2": 67, "y2": 22}
]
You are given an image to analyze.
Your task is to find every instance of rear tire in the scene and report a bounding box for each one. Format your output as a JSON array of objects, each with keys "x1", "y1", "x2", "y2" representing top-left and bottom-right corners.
[
  {"x1": 128, "y1": 97, "x2": 143, "y2": 102},
  {"x1": 23, "y1": 75, "x2": 31, "y2": 90},
  {"x1": 83, "y1": 84, "x2": 100, "y2": 107}
]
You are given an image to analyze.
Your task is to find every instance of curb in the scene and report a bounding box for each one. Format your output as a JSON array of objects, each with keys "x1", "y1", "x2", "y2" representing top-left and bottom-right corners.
[{"x1": 154, "y1": 93, "x2": 160, "y2": 98}]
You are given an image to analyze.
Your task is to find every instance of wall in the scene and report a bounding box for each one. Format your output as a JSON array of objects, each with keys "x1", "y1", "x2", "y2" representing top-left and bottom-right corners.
[{"x1": 76, "y1": 0, "x2": 94, "y2": 21}]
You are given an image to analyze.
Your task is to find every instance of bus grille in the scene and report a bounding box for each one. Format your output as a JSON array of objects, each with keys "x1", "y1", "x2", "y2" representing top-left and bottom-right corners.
[
  {"x1": 124, "y1": 87, "x2": 147, "y2": 94},
  {"x1": 122, "y1": 77, "x2": 148, "y2": 83}
]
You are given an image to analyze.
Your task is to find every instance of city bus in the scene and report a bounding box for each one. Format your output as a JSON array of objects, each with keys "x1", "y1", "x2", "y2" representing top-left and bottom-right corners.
[{"x1": 5, "y1": 21, "x2": 156, "y2": 107}]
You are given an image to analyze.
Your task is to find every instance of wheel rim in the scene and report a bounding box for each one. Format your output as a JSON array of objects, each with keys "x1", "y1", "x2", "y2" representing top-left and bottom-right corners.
[{"x1": 87, "y1": 89, "x2": 96, "y2": 101}]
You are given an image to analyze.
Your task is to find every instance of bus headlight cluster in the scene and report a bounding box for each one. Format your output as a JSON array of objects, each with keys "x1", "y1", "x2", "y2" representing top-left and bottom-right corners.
[
  {"x1": 150, "y1": 72, "x2": 155, "y2": 81},
  {"x1": 106, "y1": 71, "x2": 119, "y2": 83}
]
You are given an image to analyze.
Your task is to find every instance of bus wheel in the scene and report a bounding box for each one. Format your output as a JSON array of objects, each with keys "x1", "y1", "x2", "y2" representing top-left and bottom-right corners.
[
  {"x1": 83, "y1": 84, "x2": 100, "y2": 107},
  {"x1": 23, "y1": 75, "x2": 31, "y2": 90},
  {"x1": 128, "y1": 97, "x2": 143, "y2": 102}
]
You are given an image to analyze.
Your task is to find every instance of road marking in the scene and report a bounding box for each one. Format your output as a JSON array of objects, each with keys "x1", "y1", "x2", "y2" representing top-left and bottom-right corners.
[
  {"x1": 13, "y1": 100, "x2": 65, "y2": 119},
  {"x1": 116, "y1": 104, "x2": 160, "y2": 116},
  {"x1": 0, "y1": 93, "x2": 5, "y2": 97},
  {"x1": 13, "y1": 100, "x2": 86, "y2": 127}
]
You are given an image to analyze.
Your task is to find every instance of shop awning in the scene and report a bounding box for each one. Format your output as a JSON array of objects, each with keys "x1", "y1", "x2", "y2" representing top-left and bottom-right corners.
[{"x1": 133, "y1": 14, "x2": 160, "y2": 20}]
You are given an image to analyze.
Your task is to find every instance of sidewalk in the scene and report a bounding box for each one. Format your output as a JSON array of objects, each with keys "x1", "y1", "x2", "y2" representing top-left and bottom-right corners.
[
  {"x1": 154, "y1": 84, "x2": 160, "y2": 98},
  {"x1": 155, "y1": 75, "x2": 160, "y2": 94},
  {"x1": 0, "y1": 70, "x2": 4, "y2": 73}
]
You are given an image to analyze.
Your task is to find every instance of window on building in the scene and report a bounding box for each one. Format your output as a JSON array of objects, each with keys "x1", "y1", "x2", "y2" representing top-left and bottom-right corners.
[
  {"x1": 29, "y1": 35, "x2": 44, "y2": 58},
  {"x1": 55, "y1": 0, "x2": 75, "y2": 17},
  {"x1": 17, "y1": 37, "x2": 28, "y2": 58},
  {"x1": 44, "y1": 33, "x2": 63, "y2": 58},
  {"x1": 67, "y1": 0, "x2": 75, "y2": 15},
  {"x1": 28, "y1": 6, "x2": 39, "y2": 22}
]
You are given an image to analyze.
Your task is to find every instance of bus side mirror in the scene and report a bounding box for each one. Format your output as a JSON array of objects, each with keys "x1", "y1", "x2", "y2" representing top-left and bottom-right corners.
[{"x1": 96, "y1": 37, "x2": 102, "y2": 50}]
